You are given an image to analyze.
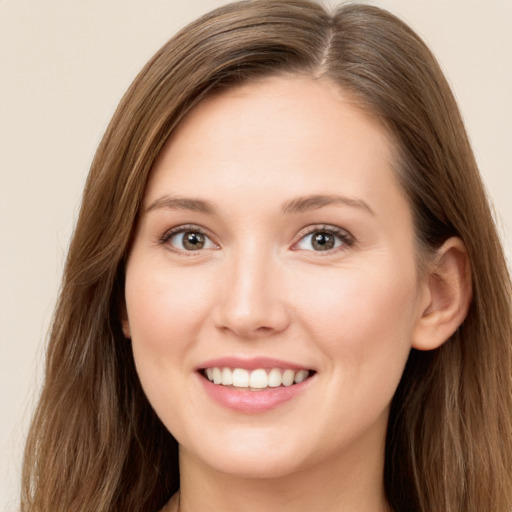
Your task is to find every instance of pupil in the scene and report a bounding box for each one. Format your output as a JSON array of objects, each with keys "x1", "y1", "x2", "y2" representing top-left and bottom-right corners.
[
  {"x1": 313, "y1": 232, "x2": 334, "y2": 251},
  {"x1": 183, "y1": 232, "x2": 205, "y2": 250}
]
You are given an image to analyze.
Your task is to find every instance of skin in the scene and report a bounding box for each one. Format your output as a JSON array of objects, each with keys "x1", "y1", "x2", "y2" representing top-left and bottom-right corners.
[{"x1": 123, "y1": 75, "x2": 467, "y2": 511}]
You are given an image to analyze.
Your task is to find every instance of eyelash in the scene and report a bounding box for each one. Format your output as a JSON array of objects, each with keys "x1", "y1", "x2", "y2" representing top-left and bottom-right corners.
[
  {"x1": 159, "y1": 224, "x2": 218, "y2": 255},
  {"x1": 159, "y1": 224, "x2": 355, "y2": 255},
  {"x1": 292, "y1": 224, "x2": 355, "y2": 254}
]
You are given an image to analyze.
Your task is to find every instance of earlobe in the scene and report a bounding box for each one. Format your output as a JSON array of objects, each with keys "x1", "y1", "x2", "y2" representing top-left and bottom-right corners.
[
  {"x1": 122, "y1": 319, "x2": 131, "y2": 339},
  {"x1": 120, "y1": 300, "x2": 131, "y2": 339},
  {"x1": 412, "y1": 237, "x2": 472, "y2": 351}
]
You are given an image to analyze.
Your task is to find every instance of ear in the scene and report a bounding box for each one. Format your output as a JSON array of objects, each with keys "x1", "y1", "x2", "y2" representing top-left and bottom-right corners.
[
  {"x1": 120, "y1": 299, "x2": 131, "y2": 339},
  {"x1": 412, "y1": 237, "x2": 472, "y2": 351}
]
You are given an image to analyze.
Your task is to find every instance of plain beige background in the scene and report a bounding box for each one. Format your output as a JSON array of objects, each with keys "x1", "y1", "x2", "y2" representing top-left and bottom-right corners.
[{"x1": 1, "y1": 0, "x2": 511, "y2": 509}]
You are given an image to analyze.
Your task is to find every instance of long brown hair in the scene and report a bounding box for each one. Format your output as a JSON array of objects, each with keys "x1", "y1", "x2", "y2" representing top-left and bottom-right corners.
[{"x1": 21, "y1": 1, "x2": 512, "y2": 511}]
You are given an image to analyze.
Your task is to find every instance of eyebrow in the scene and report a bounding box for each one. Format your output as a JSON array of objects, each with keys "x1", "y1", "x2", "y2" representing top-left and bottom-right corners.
[
  {"x1": 145, "y1": 193, "x2": 374, "y2": 216},
  {"x1": 146, "y1": 195, "x2": 217, "y2": 215},
  {"x1": 281, "y1": 194, "x2": 374, "y2": 216}
]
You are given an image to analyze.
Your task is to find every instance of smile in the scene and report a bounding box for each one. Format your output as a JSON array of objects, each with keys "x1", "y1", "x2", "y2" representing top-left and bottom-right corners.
[
  {"x1": 197, "y1": 357, "x2": 316, "y2": 412},
  {"x1": 203, "y1": 367, "x2": 312, "y2": 390}
]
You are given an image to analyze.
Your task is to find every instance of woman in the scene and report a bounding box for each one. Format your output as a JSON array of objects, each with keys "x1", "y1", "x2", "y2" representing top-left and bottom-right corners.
[{"x1": 21, "y1": 1, "x2": 512, "y2": 511}]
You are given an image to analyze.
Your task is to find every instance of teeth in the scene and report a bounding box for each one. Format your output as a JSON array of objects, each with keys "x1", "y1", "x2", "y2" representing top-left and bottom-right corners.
[
  {"x1": 221, "y1": 367, "x2": 233, "y2": 385},
  {"x1": 249, "y1": 369, "x2": 268, "y2": 389},
  {"x1": 294, "y1": 369, "x2": 308, "y2": 383},
  {"x1": 282, "y1": 369, "x2": 295, "y2": 386},
  {"x1": 268, "y1": 368, "x2": 282, "y2": 388},
  {"x1": 204, "y1": 367, "x2": 311, "y2": 389},
  {"x1": 212, "y1": 367, "x2": 222, "y2": 385},
  {"x1": 232, "y1": 368, "x2": 249, "y2": 387}
]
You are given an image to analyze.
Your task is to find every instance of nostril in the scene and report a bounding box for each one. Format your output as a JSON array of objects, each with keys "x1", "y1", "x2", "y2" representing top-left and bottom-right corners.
[{"x1": 255, "y1": 326, "x2": 273, "y2": 333}]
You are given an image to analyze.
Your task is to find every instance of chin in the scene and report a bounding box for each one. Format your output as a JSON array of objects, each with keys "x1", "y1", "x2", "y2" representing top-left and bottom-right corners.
[
  {"x1": 206, "y1": 451, "x2": 311, "y2": 480},
  {"x1": 180, "y1": 426, "x2": 316, "y2": 479}
]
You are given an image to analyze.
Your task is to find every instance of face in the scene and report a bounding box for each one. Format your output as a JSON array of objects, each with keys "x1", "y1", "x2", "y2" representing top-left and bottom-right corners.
[{"x1": 123, "y1": 76, "x2": 429, "y2": 480}]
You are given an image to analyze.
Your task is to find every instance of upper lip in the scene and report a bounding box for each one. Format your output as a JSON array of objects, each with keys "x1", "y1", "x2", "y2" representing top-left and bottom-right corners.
[{"x1": 197, "y1": 356, "x2": 313, "y2": 371}]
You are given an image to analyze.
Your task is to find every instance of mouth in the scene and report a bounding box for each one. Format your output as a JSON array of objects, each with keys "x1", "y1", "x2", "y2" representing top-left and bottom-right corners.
[
  {"x1": 200, "y1": 367, "x2": 315, "y2": 391},
  {"x1": 197, "y1": 359, "x2": 316, "y2": 413}
]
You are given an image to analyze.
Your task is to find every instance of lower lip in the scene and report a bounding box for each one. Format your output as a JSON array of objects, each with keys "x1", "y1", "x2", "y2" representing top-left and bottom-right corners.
[{"x1": 198, "y1": 374, "x2": 313, "y2": 413}]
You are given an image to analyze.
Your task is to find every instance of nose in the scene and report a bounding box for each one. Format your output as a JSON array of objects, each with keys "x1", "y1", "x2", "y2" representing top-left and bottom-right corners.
[{"x1": 213, "y1": 247, "x2": 291, "y2": 339}]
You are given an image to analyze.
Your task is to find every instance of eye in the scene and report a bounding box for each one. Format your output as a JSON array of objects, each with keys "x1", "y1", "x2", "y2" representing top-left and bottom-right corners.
[
  {"x1": 161, "y1": 226, "x2": 218, "y2": 252},
  {"x1": 294, "y1": 226, "x2": 353, "y2": 252}
]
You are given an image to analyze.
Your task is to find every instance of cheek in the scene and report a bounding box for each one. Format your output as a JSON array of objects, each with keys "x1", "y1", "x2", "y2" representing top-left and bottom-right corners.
[
  {"x1": 124, "y1": 261, "x2": 219, "y2": 438},
  {"x1": 125, "y1": 262, "x2": 214, "y2": 368},
  {"x1": 293, "y1": 260, "x2": 419, "y2": 375}
]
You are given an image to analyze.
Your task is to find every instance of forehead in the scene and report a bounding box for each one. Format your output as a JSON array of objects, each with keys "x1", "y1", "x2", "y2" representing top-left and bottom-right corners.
[{"x1": 145, "y1": 75, "x2": 404, "y2": 221}]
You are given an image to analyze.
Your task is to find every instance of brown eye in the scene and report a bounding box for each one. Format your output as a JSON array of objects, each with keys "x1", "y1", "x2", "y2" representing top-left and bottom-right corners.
[
  {"x1": 294, "y1": 227, "x2": 351, "y2": 252},
  {"x1": 166, "y1": 229, "x2": 216, "y2": 251},
  {"x1": 311, "y1": 232, "x2": 335, "y2": 251},
  {"x1": 182, "y1": 231, "x2": 205, "y2": 250}
]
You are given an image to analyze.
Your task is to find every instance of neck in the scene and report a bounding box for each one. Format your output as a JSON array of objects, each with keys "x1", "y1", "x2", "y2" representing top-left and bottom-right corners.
[{"x1": 172, "y1": 442, "x2": 390, "y2": 512}]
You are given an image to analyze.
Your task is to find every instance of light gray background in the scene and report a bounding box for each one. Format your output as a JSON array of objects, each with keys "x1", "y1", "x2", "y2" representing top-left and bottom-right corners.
[{"x1": 1, "y1": 0, "x2": 511, "y2": 509}]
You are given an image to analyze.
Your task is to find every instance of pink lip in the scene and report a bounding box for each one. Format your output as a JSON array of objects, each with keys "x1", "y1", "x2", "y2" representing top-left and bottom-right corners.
[
  {"x1": 198, "y1": 374, "x2": 314, "y2": 414},
  {"x1": 196, "y1": 357, "x2": 315, "y2": 413},
  {"x1": 197, "y1": 356, "x2": 311, "y2": 371},
  {"x1": 199, "y1": 377, "x2": 312, "y2": 413}
]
